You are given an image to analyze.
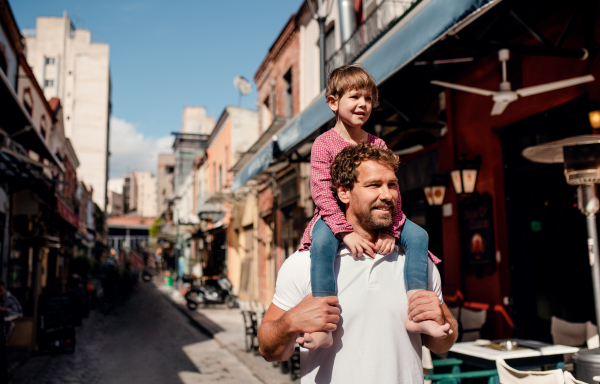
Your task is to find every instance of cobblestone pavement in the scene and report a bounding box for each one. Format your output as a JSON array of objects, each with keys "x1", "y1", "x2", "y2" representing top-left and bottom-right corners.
[{"x1": 9, "y1": 282, "x2": 263, "y2": 384}]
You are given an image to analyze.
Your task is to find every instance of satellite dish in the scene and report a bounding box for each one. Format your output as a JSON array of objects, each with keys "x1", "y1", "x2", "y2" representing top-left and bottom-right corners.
[{"x1": 234, "y1": 76, "x2": 252, "y2": 95}]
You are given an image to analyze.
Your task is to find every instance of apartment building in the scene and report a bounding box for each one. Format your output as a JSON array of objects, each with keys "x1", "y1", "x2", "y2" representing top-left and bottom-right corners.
[{"x1": 23, "y1": 12, "x2": 111, "y2": 210}]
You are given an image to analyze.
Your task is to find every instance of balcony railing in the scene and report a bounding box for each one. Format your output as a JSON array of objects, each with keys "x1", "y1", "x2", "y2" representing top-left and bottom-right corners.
[{"x1": 326, "y1": 0, "x2": 419, "y2": 74}]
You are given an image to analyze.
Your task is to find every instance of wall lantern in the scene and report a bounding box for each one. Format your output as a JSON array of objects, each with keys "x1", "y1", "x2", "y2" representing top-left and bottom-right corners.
[
  {"x1": 589, "y1": 110, "x2": 600, "y2": 129},
  {"x1": 424, "y1": 174, "x2": 449, "y2": 206},
  {"x1": 589, "y1": 101, "x2": 600, "y2": 129},
  {"x1": 451, "y1": 155, "x2": 481, "y2": 195}
]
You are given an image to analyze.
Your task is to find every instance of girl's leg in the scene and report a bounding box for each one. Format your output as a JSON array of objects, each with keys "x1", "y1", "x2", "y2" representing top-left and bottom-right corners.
[
  {"x1": 398, "y1": 219, "x2": 451, "y2": 338},
  {"x1": 310, "y1": 218, "x2": 342, "y2": 297},
  {"x1": 303, "y1": 218, "x2": 341, "y2": 350},
  {"x1": 398, "y1": 218, "x2": 429, "y2": 292}
]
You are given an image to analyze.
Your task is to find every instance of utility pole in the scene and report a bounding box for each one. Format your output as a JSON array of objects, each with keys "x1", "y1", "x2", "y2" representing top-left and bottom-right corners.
[{"x1": 306, "y1": 0, "x2": 335, "y2": 90}]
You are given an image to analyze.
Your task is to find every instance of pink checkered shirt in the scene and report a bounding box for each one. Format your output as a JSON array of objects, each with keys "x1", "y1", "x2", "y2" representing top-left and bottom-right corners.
[{"x1": 299, "y1": 129, "x2": 440, "y2": 264}]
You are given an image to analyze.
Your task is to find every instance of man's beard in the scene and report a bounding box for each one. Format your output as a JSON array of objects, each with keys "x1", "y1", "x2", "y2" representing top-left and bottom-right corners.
[{"x1": 356, "y1": 201, "x2": 395, "y2": 232}]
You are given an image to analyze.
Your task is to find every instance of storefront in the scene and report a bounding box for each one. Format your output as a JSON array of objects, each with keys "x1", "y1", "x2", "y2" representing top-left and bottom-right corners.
[{"x1": 232, "y1": 0, "x2": 600, "y2": 340}]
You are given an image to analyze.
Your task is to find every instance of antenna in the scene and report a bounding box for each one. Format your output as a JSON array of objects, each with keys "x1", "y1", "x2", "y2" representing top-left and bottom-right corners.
[{"x1": 234, "y1": 76, "x2": 252, "y2": 107}]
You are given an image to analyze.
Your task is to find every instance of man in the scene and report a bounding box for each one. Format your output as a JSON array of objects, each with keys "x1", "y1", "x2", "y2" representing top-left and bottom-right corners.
[
  {"x1": 258, "y1": 143, "x2": 458, "y2": 383},
  {"x1": 0, "y1": 281, "x2": 22, "y2": 341}
]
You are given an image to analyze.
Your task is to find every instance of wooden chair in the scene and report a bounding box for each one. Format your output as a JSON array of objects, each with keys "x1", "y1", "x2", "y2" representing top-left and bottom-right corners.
[
  {"x1": 496, "y1": 359, "x2": 565, "y2": 384},
  {"x1": 551, "y1": 316, "x2": 598, "y2": 364}
]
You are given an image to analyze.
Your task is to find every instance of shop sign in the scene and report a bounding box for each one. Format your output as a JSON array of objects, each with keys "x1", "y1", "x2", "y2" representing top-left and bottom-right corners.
[
  {"x1": 130, "y1": 250, "x2": 144, "y2": 269},
  {"x1": 460, "y1": 193, "x2": 496, "y2": 276},
  {"x1": 56, "y1": 197, "x2": 80, "y2": 229}
]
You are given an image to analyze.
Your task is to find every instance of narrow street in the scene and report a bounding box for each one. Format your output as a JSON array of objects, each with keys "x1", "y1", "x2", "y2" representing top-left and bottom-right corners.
[{"x1": 9, "y1": 282, "x2": 262, "y2": 384}]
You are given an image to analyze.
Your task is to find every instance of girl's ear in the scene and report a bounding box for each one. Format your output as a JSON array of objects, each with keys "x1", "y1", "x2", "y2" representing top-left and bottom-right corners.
[{"x1": 327, "y1": 95, "x2": 339, "y2": 113}]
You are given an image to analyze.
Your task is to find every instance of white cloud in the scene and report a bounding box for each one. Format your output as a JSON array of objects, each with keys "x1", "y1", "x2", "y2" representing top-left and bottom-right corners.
[{"x1": 109, "y1": 117, "x2": 172, "y2": 178}]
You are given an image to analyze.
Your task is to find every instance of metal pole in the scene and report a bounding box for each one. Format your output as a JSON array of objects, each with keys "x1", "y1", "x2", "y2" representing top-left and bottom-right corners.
[
  {"x1": 579, "y1": 185, "x2": 600, "y2": 337},
  {"x1": 586, "y1": 213, "x2": 600, "y2": 337},
  {"x1": 318, "y1": 16, "x2": 327, "y2": 91}
]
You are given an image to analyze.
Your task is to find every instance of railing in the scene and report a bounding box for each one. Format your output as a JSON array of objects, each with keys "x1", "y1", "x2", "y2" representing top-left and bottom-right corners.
[{"x1": 326, "y1": 0, "x2": 419, "y2": 74}]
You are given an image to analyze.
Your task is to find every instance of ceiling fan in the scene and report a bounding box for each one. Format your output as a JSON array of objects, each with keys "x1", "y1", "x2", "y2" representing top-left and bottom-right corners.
[{"x1": 430, "y1": 49, "x2": 595, "y2": 116}]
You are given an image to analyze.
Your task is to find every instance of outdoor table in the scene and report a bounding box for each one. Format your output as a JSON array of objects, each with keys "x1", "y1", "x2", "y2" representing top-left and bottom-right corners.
[{"x1": 449, "y1": 339, "x2": 579, "y2": 369}]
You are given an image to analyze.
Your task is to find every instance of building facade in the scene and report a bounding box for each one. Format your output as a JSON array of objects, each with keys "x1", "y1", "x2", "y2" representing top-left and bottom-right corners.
[
  {"x1": 23, "y1": 12, "x2": 111, "y2": 210},
  {"x1": 230, "y1": 0, "x2": 600, "y2": 343},
  {"x1": 157, "y1": 154, "x2": 175, "y2": 216}
]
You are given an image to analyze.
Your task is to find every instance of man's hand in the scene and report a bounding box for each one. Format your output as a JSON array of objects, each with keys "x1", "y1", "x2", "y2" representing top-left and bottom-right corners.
[
  {"x1": 285, "y1": 294, "x2": 340, "y2": 334},
  {"x1": 407, "y1": 290, "x2": 445, "y2": 325},
  {"x1": 375, "y1": 232, "x2": 396, "y2": 255},
  {"x1": 341, "y1": 232, "x2": 376, "y2": 258},
  {"x1": 258, "y1": 294, "x2": 340, "y2": 362}
]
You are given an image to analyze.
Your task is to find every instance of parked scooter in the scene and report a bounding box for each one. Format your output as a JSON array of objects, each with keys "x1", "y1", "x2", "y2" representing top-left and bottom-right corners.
[{"x1": 185, "y1": 276, "x2": 239, "y2": 310}]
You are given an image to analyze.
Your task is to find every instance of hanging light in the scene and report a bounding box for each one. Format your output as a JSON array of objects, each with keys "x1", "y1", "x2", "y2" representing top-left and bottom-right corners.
[
  {"x1": 451, "y1": 155, "x2": 481, "y2": 195},
  {"x1": 589, "y1": 101, "x2": 600, "y2": 129},
  {"x1": 424, "y1": 174, "x2": 449, "y2": 206}
]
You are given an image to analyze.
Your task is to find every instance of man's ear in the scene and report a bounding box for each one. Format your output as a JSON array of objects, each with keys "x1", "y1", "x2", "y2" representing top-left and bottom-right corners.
[
  {"x1": 327, "y1": 95, "x2": 339, "y2": 114},
  {"x1": 336, "y1": 184, "x2": 351, "y2": 204}
]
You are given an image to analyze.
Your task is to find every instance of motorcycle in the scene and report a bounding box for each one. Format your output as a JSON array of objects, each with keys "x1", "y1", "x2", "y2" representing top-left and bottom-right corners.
[{"x1": 185, "y1": 276, "x2": 239, "y2": 310}]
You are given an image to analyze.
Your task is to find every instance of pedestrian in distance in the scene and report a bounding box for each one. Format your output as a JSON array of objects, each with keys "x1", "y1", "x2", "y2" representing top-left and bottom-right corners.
[
  {"x1": 0, "y1": 281, "x2": 23, "y2": 341},
  {"x1": 258, "y1": 143, "x2": 458, "y2": 383}
]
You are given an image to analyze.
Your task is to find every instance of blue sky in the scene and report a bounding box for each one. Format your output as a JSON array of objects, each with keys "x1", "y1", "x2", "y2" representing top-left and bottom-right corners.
[{"x1": 9, "y1": 0, "x2": 300, "y2": 177}]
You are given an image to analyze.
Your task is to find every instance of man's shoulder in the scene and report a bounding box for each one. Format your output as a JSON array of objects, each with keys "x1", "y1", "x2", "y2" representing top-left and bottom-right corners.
[{"x1": 282, "y1": 250, "x2": 312, "y2": 267}]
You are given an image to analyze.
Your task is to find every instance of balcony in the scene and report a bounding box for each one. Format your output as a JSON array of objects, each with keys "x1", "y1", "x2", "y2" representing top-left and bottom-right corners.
[{"x1": 326, "y1": 0, "x2": 419, "y2": 74}]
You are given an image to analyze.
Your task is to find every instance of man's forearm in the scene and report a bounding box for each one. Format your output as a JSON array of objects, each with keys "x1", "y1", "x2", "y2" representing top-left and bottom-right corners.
[{"x1": 258, "y1": 312, "x2": 298, "y2": 362}]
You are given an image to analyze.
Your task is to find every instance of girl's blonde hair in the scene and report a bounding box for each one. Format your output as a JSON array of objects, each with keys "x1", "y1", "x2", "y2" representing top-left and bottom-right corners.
[{"x1": 326, "y1": 64, "x2": 379, "y2": 107}]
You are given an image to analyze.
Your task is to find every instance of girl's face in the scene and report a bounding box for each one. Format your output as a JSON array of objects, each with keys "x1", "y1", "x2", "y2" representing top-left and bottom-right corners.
[{"x1": 329, "y1": 88, "x2": 373, "y2": 129}]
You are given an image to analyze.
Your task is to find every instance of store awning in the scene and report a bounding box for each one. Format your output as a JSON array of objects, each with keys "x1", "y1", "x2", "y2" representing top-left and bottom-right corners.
[
  {"x1": 232, "y1": 0, "x2": 498, "y2": 191},
  {"x1": 0, "y1": 69, "x2": 65, "y2": 172}
]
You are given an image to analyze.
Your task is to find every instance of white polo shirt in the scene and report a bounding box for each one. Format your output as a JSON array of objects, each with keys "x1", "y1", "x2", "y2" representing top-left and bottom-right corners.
[{"x1": 273, "y1": 245, "x2": 443, "y2": 384}]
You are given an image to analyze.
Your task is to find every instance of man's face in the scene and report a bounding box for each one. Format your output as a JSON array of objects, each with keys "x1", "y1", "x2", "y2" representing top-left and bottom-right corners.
[
  {"x1": 341, "y1": 160, "x2": 398, "y2": 232},
  {"x1": 328, "y1": 88, "x2": 373, "y2": 129}
]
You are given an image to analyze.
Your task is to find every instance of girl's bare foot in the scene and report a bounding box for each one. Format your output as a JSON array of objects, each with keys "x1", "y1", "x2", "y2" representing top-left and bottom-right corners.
[
  {"x1": 405, "y1": 318, "x2": 452, "y2": 338},
  {"x1": 296, "y1": 331, "x2": 333, "y2": 350},
  {"x1": 405, "y1": 289, "x2": 452, "y2": 338}
]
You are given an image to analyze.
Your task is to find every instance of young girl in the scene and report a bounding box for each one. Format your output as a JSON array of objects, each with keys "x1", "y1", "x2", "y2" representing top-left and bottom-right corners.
[{"x1": 298, "y1": 64, "x2": 450, "y2": 349}]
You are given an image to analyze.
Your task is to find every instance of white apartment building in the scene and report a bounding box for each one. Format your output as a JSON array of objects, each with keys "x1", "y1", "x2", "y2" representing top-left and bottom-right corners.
[
  {"x1": 129, "y1": 171, "x2": 158, "y2": 219},
  {"x1": 23, "y1": 11, "x2": 111, "y2": 210}
]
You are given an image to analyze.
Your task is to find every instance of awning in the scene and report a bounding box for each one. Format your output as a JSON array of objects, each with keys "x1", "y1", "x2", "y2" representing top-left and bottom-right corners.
[
  {"x1": 0, "y1": 68, "x2": 65, "y2": 172},
  {"x1": 232, "y1": 0, "x2": 498, "y2": 191},
  {"x1": 57, "y1": 196, "x2": 80, "y2": 229}
]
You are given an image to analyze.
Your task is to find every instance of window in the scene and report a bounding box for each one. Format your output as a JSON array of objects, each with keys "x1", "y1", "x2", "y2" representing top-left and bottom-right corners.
[
  {"x1": 284, "y1": 69, "x2": 293, "y2": 117},
  {"x1": 44, "y1": 79, "x2": 54, "y2": 88},
  {"x1": 325, "y1": 24, "x2": 336, "y2": 61},
  {"x1": 219, "y1": 165, "x2": 223, "y2": 192},
  {"x1": 0, "y1": 52, "x2": 7, "y2": 75},
  {"x1": 261, "y1": 97, "x2": 272, "y2": 132},
  {"x1": 45, "y1": 57, "x2": 55, "y2": 65}
]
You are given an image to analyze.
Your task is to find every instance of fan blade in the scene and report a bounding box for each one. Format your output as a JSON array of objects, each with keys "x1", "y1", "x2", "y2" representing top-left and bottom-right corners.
[
  {"x1": 491, "y1": 100, "x2": 511, "y2": 116},
  {"x1": 431, "y1": 80, "x2": 497, "y2": 97},
  {"x1": 516, "y1": 75, "x2": 595, "y2": 97}
]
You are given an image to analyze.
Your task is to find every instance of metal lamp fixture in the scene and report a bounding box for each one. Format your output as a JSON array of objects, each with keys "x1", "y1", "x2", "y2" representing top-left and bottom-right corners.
[
  {"x1": 523, "y1": 135, "x2": 600, "y2": 338},
  {"x1": 424, "y1": 174, "x2": 449, "y2": 206},
  {"x1": 451, "y1": 155, "x2": 481, "y2": 194}
]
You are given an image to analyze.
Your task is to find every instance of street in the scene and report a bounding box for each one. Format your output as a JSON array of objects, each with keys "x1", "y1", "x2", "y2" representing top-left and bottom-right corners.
[{"x1": 9, "y1": 282, "x2": 262, "y2": 384}]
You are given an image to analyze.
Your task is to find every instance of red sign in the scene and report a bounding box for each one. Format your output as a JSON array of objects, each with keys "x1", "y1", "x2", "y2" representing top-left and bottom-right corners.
[{"x1": 56, "y1": 197, "x2": 80, "y2": 229}]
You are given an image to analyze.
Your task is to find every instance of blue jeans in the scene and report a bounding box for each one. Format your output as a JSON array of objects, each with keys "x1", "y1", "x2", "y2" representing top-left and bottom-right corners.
[{"x1": 310, "y1": 218, "x2": 430, "y2": 297}]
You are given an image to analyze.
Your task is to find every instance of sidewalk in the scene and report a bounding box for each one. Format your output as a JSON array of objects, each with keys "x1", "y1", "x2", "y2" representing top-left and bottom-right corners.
[{"x1": 156, "y1": 283, "x2": 294, "y2": 384}]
